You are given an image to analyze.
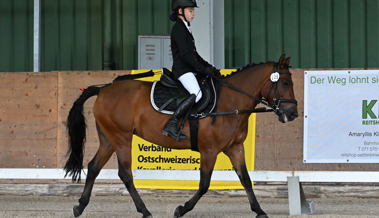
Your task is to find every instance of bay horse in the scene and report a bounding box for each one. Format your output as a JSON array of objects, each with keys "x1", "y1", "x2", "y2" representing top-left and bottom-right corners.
[{"x1": 64, "y1": 54, "x2": 298, "y2": 218}]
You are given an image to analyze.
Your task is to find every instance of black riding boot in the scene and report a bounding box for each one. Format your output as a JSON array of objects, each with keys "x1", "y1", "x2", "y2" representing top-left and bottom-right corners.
[{"x1": 162, "y1": 94, "x2": 196, "y2": 141}]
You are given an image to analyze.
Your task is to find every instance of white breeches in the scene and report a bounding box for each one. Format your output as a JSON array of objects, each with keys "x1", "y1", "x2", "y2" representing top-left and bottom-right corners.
[{"x1": 178, "y1": 72, "x2": 202, "y2": 103}]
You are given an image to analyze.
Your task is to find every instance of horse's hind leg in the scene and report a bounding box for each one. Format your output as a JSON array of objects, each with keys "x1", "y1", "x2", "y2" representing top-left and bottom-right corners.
[
  {"x1": 115, "y1": 133, "x2": 152, "y2": 218},
  {"x1": 224, "y1": 143, "x2": 268, "y2": 218},
  {"x1": 73, "y1": 124, "x2": 114, "y2": 217},
  {"x1": 174, "y1": 152, "x2": 217, "y2": 217}
]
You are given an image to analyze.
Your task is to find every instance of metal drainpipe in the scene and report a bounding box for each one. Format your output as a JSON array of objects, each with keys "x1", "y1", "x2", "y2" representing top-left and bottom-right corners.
[
  {"x1": 33, "y1": 0, "x2": 41, "y2": 72},
  {"x1": 103, "y1": 0, "x2": 115, "y2": 70}
]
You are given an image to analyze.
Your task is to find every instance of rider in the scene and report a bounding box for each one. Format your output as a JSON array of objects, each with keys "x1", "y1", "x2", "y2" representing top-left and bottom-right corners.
[{"x1": 162, "y1": 0, "x2": 218, "y2": 141}]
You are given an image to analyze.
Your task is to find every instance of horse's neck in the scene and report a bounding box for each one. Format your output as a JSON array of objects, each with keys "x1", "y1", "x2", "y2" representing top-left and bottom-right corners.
[{"x1": 219, "y1": 64, "x2": 271, "y2": 111}]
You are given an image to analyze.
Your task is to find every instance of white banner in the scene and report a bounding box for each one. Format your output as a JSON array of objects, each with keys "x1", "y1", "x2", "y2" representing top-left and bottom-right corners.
[{"x1": 304, "y1": 70, "x2": 379, "y2": 163}]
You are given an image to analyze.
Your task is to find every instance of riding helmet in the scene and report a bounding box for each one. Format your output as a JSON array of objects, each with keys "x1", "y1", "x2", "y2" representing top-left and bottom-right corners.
[{"x1": 172, "y1": 0, "x2": 198, "y2": 11}]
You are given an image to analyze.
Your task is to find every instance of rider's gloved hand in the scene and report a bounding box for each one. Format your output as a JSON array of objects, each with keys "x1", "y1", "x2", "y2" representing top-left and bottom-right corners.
[
  {"x1": 204, "y1": 65, "x2": 220, "y2": 77},
  {"x1": 213, "y1": 69, "x2": 222, "y2": 78},
  {"x1": 204, "y1": 65, "x2": 214, "y2": 75}
]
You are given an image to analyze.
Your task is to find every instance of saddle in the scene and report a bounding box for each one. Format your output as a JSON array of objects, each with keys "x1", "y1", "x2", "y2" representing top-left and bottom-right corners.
[
  {"x1": 150, "y1": 69, "x2": 218, "y2": 151},
  {"x1": 150, "y1": 68, "x2": 217, "y2": 119}
]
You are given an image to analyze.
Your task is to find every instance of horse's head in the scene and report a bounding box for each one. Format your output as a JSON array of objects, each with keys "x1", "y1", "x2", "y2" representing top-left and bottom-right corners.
[{"x1": 261, "y1": 54, "x2": 298, "y2": 123}]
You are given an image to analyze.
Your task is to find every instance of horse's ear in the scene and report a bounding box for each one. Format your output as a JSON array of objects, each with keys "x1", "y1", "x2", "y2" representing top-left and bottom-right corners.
[
  {"x1": 279, "y1": 54, "x2": 286, "y2": 64},
  {"x1": 278, "y1": 54, "x2": 286, "y2": 68},
  {"x1": 285, "y1": 57, "x2": 291, "y2": 65}
]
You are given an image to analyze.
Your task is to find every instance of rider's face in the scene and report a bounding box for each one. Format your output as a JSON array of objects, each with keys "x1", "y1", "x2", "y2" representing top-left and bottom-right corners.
[{"x1": 179, "y1": 7, "x2": 195, "y2": 22}]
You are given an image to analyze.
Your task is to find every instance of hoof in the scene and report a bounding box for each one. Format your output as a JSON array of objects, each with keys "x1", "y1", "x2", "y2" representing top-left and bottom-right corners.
[
  {"x1": 256, "y1": 214, "x2": 269, "y2": 218},
  {"x1": 174, "y1": 205, "x2": 184, "y2": 218},
  {"x1": 73, "y1": 205, "x2": 82, "y2": 217},
  {"x1": 141, "y1": 209, "x2": 152, "y2": 218}
]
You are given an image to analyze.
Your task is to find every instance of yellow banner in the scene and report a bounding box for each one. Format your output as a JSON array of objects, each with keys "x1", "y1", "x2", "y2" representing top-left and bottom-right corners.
[{"x1": 130, "y1": 69, "x2": 255, "y2": 189}]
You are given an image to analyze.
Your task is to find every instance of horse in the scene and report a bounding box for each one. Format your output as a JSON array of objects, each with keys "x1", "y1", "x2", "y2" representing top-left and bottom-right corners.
[{"x1": 64, "y1": 54, "x2": 298, "y2": 218}]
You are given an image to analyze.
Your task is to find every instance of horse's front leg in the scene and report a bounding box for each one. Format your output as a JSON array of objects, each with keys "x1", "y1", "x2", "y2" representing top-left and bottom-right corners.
[
  {"x1": 174, "y1": 151, "x2": 217, "y2": 217},
  {"x1": 224, "y1": 143, "x2": 268, "y2": 218}
]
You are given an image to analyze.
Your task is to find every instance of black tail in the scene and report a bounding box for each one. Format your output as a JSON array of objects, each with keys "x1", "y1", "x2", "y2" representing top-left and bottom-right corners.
[{"x1": 64, "y1": 85, "x2": 103, "y2": 182}]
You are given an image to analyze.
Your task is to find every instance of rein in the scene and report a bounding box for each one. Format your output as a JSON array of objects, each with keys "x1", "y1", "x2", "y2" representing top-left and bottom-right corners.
[{"x1": 197, "y1": 63, "x2": 297, "y2": 118}]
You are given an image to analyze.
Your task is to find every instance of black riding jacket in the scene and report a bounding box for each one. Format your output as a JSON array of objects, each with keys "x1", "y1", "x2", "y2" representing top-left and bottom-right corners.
[{"x1": 170, "y1": 19, "x2": 212, "y2": 79}]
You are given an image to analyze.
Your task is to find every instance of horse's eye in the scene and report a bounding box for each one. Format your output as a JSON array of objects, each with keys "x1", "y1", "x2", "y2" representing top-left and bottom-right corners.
[{"x1": 281, "y1": 80, "x2": 290, "y2": 87}]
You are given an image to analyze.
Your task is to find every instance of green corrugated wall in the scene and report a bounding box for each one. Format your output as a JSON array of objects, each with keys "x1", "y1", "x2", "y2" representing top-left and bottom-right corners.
[
  {"x1": 41, "y1": 0, "x2": 172, "y2": 71},
  {"x1": 41, "y1": 0, "x2": 103, "y2": 70},
  {"x1": 0, "y1": 0, "x2": 378, "y2": 72},
  {"x1": 0, "y1": 0, "x2": 33, "y2": 72},
  {"x1": 0, "y1": 0, "x2": 171, "y2": 72},
  {"x1": 225, "y1": 0, "x2": 379, "y2": 68}
]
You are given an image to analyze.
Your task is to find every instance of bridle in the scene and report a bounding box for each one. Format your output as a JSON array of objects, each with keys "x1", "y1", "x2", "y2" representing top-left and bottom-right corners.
[
  {"x1": 203, "y1": 63, "x2": 297, "y2": 117},
  {"x1": 261, "y1": 63, "x2": 298, "y2": 115}
]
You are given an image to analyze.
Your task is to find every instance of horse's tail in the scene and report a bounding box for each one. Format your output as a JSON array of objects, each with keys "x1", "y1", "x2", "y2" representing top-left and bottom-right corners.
[{"x1": 64, "y1": 85, "x2": 104, "y2": 182}]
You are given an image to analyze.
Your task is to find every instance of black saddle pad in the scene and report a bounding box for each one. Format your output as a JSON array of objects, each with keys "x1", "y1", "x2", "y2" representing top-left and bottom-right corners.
[{"x1": 150, "y1": 73, "x2": 217, "y2": 119}]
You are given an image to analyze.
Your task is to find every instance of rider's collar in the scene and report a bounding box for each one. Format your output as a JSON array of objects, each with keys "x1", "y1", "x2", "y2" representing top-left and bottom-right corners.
[{"x1": 181, "y1": 19, "x2": 191, "y2": 33}]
